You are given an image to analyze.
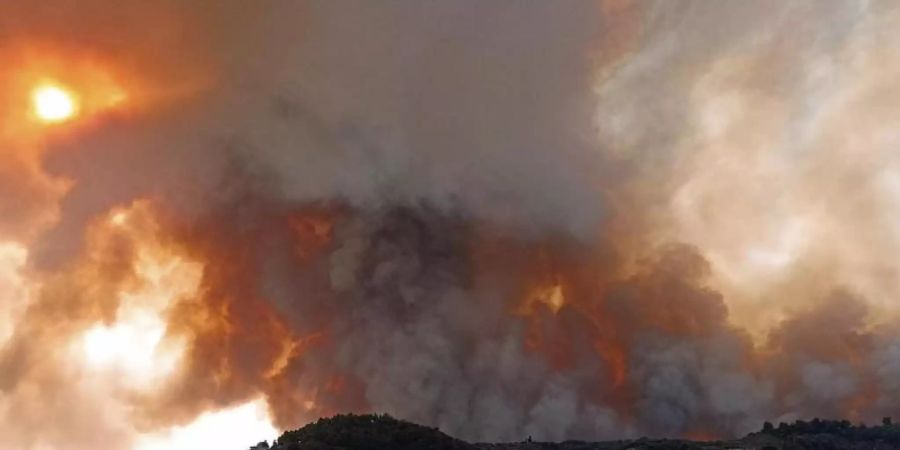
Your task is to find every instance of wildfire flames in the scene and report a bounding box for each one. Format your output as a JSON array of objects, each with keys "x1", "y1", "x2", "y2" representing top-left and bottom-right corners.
[{"x1": 3, "y1": 2, "x2": 900, "y2": 450}]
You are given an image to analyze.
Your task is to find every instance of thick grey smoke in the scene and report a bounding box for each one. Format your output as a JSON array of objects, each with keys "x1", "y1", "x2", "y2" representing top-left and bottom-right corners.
[
  {"x1": 3, "y1": 1, "x2": 900, "y2": 449},
  {"x1": 319, "y1": 208, "x2": 622, "y2": 442},
  {"x1": 226, "y1": 2, "x2": 606, "y2": 236}
]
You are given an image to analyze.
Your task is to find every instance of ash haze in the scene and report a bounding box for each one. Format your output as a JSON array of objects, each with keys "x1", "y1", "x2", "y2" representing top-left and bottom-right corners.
[{"x1": 1, "y1": 1, "x2": 900, "y2": 449}]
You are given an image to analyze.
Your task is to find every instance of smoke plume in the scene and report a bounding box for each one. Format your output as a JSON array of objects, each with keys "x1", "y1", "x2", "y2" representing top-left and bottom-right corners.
[{"x1": 2, "y1": 1, "x2": 900, "y2": 449}]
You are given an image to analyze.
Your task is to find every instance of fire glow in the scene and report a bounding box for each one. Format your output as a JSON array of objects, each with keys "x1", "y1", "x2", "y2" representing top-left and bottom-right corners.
[
  {"x1": 75, "y1": 208, "x2": 201, "y2": 384},
  {"x1": 3, "y1": 3, "x2": 900, "y2": 450}
]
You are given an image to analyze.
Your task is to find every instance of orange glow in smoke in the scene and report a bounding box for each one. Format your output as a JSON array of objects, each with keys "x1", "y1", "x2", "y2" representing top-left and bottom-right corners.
[
  {"x1": 7, "y1": 47, "x2": 130, "y2": 132},
  {"x1": 289, "y1": 207, "x2": 342, "y2": 260},
  {"x1": 72, "y1": 203, "x2": 202, "y2": 385},
  {"x1": 519, "y1": 277, "x2": 568, "y2": 315},
  {"x1": 595, "y1": 338, "x2": 628, "y2": 388}
]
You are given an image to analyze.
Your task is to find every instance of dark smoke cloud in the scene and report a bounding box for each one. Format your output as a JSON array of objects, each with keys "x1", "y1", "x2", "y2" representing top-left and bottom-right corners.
[{"x1": 2, "y1": 1, "x2": 900, "y2": 449}]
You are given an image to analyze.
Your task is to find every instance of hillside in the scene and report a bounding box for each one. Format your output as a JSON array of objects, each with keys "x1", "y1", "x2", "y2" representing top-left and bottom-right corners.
[
  {"x1": 251, "y1": 415, "x2": 900, "y2": 450},
  {"x1": 252, "y1": 414, "x2": 475, "y2": 450}
]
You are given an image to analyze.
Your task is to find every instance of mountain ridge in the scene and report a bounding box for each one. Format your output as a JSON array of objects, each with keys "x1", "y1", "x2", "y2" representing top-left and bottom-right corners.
[{"x1": 249, "y1": 414, "x2": 900, "y2": 450}]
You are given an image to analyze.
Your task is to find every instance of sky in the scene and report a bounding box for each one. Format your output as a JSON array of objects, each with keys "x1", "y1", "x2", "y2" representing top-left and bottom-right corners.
[{"x1": 2, "y1": 1, "x2": 900, "y2": 449}]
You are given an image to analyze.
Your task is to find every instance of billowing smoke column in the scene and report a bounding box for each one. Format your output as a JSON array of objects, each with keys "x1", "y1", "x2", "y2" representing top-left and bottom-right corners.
[{"x1": 2, "y1": 1, "x2": 900, "y2": 449}]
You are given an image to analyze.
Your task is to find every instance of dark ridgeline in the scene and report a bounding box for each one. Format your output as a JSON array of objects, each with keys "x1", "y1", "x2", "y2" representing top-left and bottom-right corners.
[
  {"x1": 252, "y1": 414, "x2": 900, "y2": 450},
  {"x1": 255, "y1": 414, "x2": 474, "y2": 450}
]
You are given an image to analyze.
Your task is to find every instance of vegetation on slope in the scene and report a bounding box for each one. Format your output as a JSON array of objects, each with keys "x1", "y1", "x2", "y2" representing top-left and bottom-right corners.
[
  {"x1": 255, "y1": 413, "x2": 475, "y2": 450},
  {"x1": 252, "y1": 414, "x2": 900, "y2": 450}
]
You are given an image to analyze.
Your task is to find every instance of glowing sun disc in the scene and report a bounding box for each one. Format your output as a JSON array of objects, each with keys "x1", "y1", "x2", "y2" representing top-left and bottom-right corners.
[{"x1": 32, "y1": 84, "x2": 77, "y2": 122}]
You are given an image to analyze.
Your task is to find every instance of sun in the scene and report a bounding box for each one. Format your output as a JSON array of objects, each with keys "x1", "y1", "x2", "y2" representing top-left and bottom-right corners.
[{"x1": 32, "y1": 84, "x2": 77, "y2": 123}]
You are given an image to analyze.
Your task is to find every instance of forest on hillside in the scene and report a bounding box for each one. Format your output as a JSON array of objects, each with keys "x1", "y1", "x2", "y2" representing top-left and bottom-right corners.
[{"x1": 249, "y1": 414, "x2": 900, "y2": 450}]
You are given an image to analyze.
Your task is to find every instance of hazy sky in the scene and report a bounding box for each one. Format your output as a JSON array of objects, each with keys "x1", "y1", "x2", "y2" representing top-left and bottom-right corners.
[{"x1": 2, "y1": 1, "x2": 900, "y2": 449}]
